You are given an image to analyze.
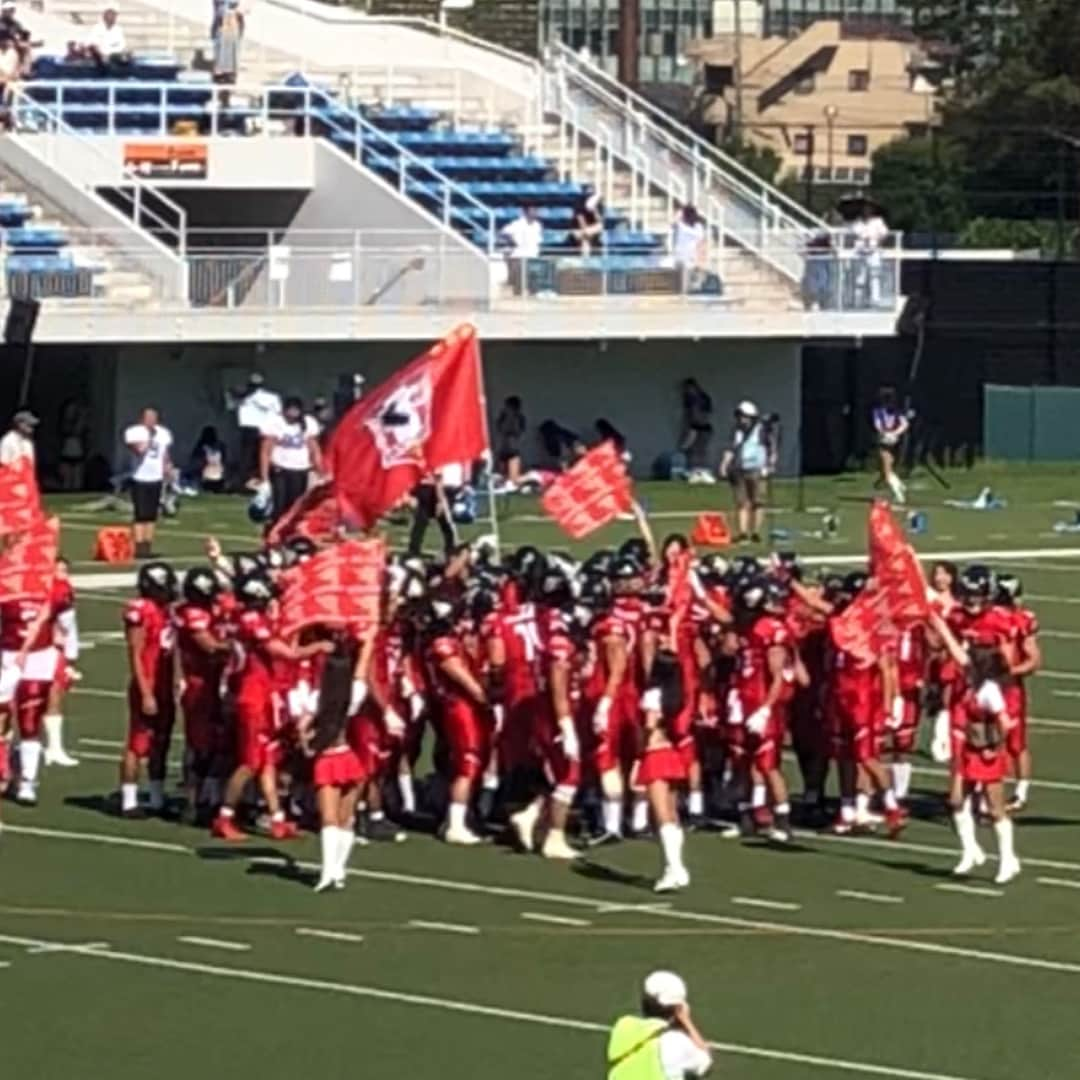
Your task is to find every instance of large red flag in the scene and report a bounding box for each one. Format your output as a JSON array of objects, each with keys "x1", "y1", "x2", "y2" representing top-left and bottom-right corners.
[
  {"x1": 540, "y1": 441, "x2": 633, "y2": 540},
  {"x1": 0, "y1": 456, "x2": 42, "y2": 537},
  {"x1": 325, "y1": 324, "x2": 489, "y2": 528},
  {"x1": 0, "y1": 515, "x2": 58, "y2": 601},
  {"x1": 278, "y1": 538, "x2": 385, "y2": 638},
  {"x1": 831, "y1": 502, "x2": 929, "y2": 664}
]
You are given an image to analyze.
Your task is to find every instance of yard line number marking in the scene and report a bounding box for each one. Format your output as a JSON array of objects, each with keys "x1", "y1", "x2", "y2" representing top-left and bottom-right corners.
[
  {"x1": 731, "y1": 897, "x2": 803, "y2": 912},
  {"x1": 836, "y1": 890, "x2": 905, "y2": 905},
  {"x1": 520, "y1": 912, "x2": 592, "y2": 928},
  {"x1": 295, "y1": 928, "x2": 366, "y2": 944},
  {"x1": 934, "y1": 884, "x2": 1004, "y2": 899},
  {"x1": 407, "y1": 920, "x2": 480, "y2": 936}
]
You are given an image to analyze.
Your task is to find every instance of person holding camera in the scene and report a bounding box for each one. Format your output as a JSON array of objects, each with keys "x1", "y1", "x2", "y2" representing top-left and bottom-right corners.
[
  {"x1": 719, "y1": 400, "x2": 775, "y2": 544},
  {"x1": 607, "y1": 971, "x2": 712, "y2": 1079},
  {"x1": 872, "y1": 385, "x2": 909, "y2": 505}
]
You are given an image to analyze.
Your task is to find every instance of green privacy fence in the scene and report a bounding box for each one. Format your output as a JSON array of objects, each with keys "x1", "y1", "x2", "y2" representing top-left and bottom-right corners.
[{"x1": 985, "y1": 384, "x2": 1080, "y2": 461}]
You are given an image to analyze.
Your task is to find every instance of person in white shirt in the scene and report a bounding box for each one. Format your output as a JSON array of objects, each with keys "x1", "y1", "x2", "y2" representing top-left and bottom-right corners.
[
  {"x1": 235, "y1": 372, "x2": 281, "y2": 489},
  {"x1": 124, "y1": 407, "x2": 174, "y2": 558},
  {"x1": 259, "y1": 395, "x2": 323, "y2": 522},
  {"x1": 500, "y1": 206, "x2": 542, "y2": 295},
  {"x1": 0, "y1": 408, "x2": 38, "y2": 467},
  {"x1": 671, "y1": 204, "x2": 706, "y2": 294},
  {"x1": 606, "y1": 971, "x2": 712, "y2": 1080},
  {"x1": 851, "y1": 201, "x2": 890, "y2": 307},
  {"x1": 87, "y1": 7, "x2": 130, "y2": 71}
]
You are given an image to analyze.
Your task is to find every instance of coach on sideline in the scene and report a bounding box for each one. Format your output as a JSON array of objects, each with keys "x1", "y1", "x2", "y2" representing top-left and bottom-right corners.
[
  {"x1": 607, "y1": 971, "x2": 712, "y2": 1079},
  {"x1": 124, "y1": 406, "x2": 174, "y2": 559},
  {"x1": 0, "y1": 408, "x2": 38, "y2": 467}
]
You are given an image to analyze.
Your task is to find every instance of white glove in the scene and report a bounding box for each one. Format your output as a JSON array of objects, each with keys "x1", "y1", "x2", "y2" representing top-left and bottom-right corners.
[
  {"x1": 492, "y1": 704, "x2": 505, "y2": 736},
  {"x1": 349, "y1": 679, "x2": 368, "y2": 715},
  {"x1": 887, "y1": 696, "x2": 904, "y2": 731},
  {"x1": 930, "y1": 708, "x2": 952, "y2": 763},
  {"x1": 593, "y1": 696, "x2": 612, "y2": 735},
  {"x1": 746, "y1": 706, "x2": 770, "y2": 737},
  {"x1": 557, "y1": 717, "x2": 580, "y2": 762},
  {"x1": 383, "y1": 707, "x2": 405, "y2": 738},
  {"x1": 408, "y1": 691, "x2": 426, "y2": 722},
  {"x1": 0, "y1": 662, "x2": 19, "y2": 705}
]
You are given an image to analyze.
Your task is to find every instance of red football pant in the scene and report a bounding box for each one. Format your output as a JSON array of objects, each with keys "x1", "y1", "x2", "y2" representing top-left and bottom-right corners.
[
  {"x1": 16, "y1": 680, "x2": 51, "y2": 740},
  {"x1": 443, "y1": 699, "x2": 490, "y2": 783}
]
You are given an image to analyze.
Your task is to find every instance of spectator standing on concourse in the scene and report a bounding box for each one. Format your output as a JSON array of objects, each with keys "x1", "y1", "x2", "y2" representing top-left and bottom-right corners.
[{"x1": 500, "y1": 206, "x2": 542, "y2": 295}]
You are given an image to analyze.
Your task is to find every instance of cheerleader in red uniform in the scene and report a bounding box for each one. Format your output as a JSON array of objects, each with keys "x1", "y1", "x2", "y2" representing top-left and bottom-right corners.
[
  {"x1": 639, "y1": 648, "x2": 691, "y2": 892},
  {"x1": 302, "y1": 629, "x2": 375, "y2": 893},
  {"x1": 930, "y1": 609, "x2": 1021, "y2": 884}
]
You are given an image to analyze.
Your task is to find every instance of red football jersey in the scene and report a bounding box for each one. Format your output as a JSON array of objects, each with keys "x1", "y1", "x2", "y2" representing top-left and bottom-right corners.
[
  {"x1": 234, "y1": 609, "x2": 279, "y2": 695},
  {"x1": 427, "y1": 632, "x2": 480, "y2": 702},
  {"x1": 895, "y1": 625, "x2": 927, "y2": 692},
  {"x1": 733, "y1": 614, "x2": 791, "y2": 709},
  {"x1": 480, "y1": 602, "x2": 542, "y2": 702},
  {"x1": 175, "y1": 603, "x2": 228, "y2": 689},
  {"x1": 123, "y1": 598, "x2": 175, "y2": 683},
  {"x1": 588, "y1": 613, "x2": 631, "y2": 699},
  {"x1": 0, "y1": 577, "x2": 72, "y2": 653}
]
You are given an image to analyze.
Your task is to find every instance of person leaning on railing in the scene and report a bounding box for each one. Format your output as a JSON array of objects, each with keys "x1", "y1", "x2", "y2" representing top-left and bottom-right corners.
[{"x1": 0, "y1": 35, "x2": 19, "y2": 123}]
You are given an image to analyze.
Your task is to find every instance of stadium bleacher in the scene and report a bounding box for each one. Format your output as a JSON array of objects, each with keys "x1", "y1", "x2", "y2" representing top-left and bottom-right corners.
[{"x1": 17, "y1": 59, "x2": 722, "y2": 298}]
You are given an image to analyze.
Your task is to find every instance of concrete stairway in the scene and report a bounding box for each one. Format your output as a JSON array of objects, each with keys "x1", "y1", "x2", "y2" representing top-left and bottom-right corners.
[{"x1": 0, "y1": 165, "x2": 158, "y2": 305}]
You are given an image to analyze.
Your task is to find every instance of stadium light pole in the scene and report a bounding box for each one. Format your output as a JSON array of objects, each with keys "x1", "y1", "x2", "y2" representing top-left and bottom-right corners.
[{"x1": 618, "y1": 0, "x2": 640, "y2": 88}]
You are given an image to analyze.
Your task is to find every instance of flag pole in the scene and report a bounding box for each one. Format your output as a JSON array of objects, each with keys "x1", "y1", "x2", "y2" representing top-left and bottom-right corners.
[{"x1": 471, "y1": 326, "x2": 501, "y2": 555}]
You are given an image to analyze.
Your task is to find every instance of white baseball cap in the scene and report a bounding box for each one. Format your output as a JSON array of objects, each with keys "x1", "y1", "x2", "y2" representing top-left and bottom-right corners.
[
  {"x1": 643, "y1": 970, "x2": 688, "y2": 1007},
  {"x1": 735, "y1": 399, "x2": 759, "y2": 418}
]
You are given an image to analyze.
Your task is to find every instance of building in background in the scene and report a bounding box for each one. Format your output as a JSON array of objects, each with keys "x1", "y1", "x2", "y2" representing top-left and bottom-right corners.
[{"x1": 688, "y1": 19, "x2": 938, "y2": 186}]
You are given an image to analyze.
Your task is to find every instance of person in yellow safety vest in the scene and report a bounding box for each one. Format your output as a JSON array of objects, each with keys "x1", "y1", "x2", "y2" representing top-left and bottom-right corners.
[{"x1": 607, "y1": 971, "x2": 712, "y2": 1079}]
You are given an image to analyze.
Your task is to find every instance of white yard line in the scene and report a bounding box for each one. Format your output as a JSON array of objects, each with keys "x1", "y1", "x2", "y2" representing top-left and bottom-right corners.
[
  {"x1": 1037, "y1": 670, "x2": 1080, "y2": 682},
  {"x1": 731, "y1": 896, "x2": 802, "y2": 912},
  {"x1": 0, "y1": 930, "x2": 988, "y2": 1080},
  {"x1": 177, "y1": 936, "x2": 252, "y2": 952},
  {"x1": 910, "y1": 762, "x2": 1080, "y2": 794},
  {"x1": 407, "y1": 920, "x2": 480, "y2": 936},
  {"x1": 78, "y1": 737, "x2": 126, "y2": 749},
  {"x1": 520, "y1": 912, "x2": 592, "y2": 928},
  {"x1": 72, "y1": 687, "x2": 127, "y2": 700},
  {"x1": 1039, "y1": 630, "x2": 1080, "y2": 641},
  {"x1": 1028, "y1": 593, "x2": 1080, "y2": 604},
  {"x1": 1052, "y1": 689, "x2": 1080, "y2": 699},
  {"x1": 933, "y1": 884, "x2": 1003, "y2": 899},
  {"x1": 26, "y1": 941, "x2": 111, "y2": 955},
  {"x1": 836, "y1": 890, "x2": 905, "y2": 905},
  {"x1": 1029, "y1": 717, "x2": 1080, "y2": 732},
  {"x1": 9, "y1": 822, "x2": 1080, "y2": 982},
  {"x1": 1036, "y1": 877, "x2": 1080, "y2": 891},
  {"x1": 295, "y1": 928, "x2": 366, "y2": 944},
  {"x1": 2, "y1": 824, "x2": 190, "y2": 854}
]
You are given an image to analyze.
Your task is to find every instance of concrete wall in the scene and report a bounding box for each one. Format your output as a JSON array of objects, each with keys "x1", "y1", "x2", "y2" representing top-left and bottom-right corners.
[
  {"x1": 241, "y1": 142, "x2": 490, "y2": 309},
  {"x1": 94, "y1": 337, "x2": 800, "y2": 476}
]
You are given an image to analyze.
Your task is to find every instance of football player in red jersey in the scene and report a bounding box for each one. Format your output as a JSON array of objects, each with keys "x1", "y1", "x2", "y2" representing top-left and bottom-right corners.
[
  {"x1": 930, "y1": 608, "x2": 1021, "y2": 883},
  {"x1": 210, "y1": 573, "x2": 332, "y2": 841},
  {"x1": 727, "y1": 577, "x2": 800, "y2": 841},
  {"x1": 1, "y1": 558, "x2": 78, "y2": 805},
  {"x1": 43, "y1": 556, "x2": 81, "y2": 768},
  {"x1": 585, "y1": 573, "x2": 633, "y2": 843},
  {"x1": 425, "y1": 596, "x2": 492, "y2": 845},
  {"x1": 510, "y1": 566, "x2": 588, "y2": 859},
  {"x1": 480, "y1": 547, "x2": 547, "y2": 824},
  {"x1": 119, "y1": 562, "x2": 179, "y2": 817},
  {"x1": 884, "y1": 623, "x2": 927, "y2": 804},
  {"x1": 995, "y1": 574, "x2": 1040, "y2": 812},
  {"x1": 175, "y1": 567, "x2": 232, "y2": 821},
  {"x1": 825, "y1": 572, "x2": 905, "y2": 837}
]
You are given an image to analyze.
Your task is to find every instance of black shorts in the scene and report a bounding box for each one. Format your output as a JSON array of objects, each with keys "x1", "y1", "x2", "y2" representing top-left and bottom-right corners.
[
  {"x1": 131, "y1": 480, "x2": 163, "y2": 524},
  {"x1": 270, "y1": 466, "x2": 310, "y2": 521}
]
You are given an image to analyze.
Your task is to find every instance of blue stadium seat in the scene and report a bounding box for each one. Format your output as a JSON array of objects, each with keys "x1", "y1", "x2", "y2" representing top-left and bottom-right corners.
[{"x1": 5, "y1": 227, "x2": 68, "y2": 252}]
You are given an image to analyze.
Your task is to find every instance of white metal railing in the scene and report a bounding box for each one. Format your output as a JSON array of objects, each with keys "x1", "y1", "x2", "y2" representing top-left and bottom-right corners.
[
  {"x1": 546, "y1": 41, "x2": 826, "y2": 283},
  {"x1": 0, "y1": 234, "x2": 902, "y2": 314}
]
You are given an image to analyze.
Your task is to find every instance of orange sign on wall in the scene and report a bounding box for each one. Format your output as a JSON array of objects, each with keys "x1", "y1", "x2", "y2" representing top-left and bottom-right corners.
[{"x1": 123, "y1": 141, "x2": 208, "y2": 179}]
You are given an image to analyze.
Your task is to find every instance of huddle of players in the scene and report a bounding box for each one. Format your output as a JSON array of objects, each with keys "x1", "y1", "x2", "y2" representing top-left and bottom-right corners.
[{"x1": 103, "y1": 528, "x2": 1038, "y2": 892}]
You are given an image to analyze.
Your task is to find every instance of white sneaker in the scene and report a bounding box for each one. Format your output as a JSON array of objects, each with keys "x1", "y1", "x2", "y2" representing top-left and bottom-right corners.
[
  {"x1": 540, "y1": 833, "x2": 579, "y2": 860},
  {"x1": 445, "y1": 826, "x2": 483, "y2": 846},
  {"x1": 44, "y1": 747, "x2": 79, "y2": 767},
  {"x1": 654, "y1": 867, "x2": 690, "y2": 893},
  {"x1": 953, "y1": 847, "x2": 987, "y2": 876},
  {"x1": 14, "y1": 781, "x2": 36, "y2": 806},
  {"x1": 313, "y1": 873, "x2": 337, "y2": 894},
  {"x1": 994, "y1": 856, "x2": 1021, "y2": 885},
  {"x1": 510, "y1": 803, "x2": 540, "y2": 852}
]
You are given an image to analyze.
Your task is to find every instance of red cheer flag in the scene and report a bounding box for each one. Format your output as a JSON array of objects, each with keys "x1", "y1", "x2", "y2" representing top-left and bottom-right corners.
[
  {"x1": 830, "y1": 502, "x2": 929, "y2": 664},
  {"x1": 278, "y1": 538, "x2": 385, "y2": 638},
  {"x1": 0, "y1": 456, "x2": 42, "y2": 537},
  {"x1": 266, "y1": 482, "x2": 345, "y2": 546},
  {"x1": 325, "y1": 324, "x2": 489, "y2": 528},
  {"x1": 0, "y1": 515, "x2": 58, "y2": 602},
  {"x1": 540, "y1": 441, "x2": 633, "y2": 540}
]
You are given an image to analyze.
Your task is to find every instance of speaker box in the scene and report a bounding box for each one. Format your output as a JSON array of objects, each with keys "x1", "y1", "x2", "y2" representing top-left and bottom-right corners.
[{"x1": 5, "y1": 298, "x2": 40, "y2": 347}]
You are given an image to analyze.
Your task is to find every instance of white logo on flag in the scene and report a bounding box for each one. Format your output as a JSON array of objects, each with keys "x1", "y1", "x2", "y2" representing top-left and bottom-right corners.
[{"x1": 365, "y1": 374, "x2": 432, "y2": 468}]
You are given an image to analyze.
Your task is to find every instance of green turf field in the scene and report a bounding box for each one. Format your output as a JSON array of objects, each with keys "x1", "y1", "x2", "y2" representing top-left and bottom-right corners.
[{"x1": 4, "y1": 463, "x2": 1080, "y2": 1080}]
